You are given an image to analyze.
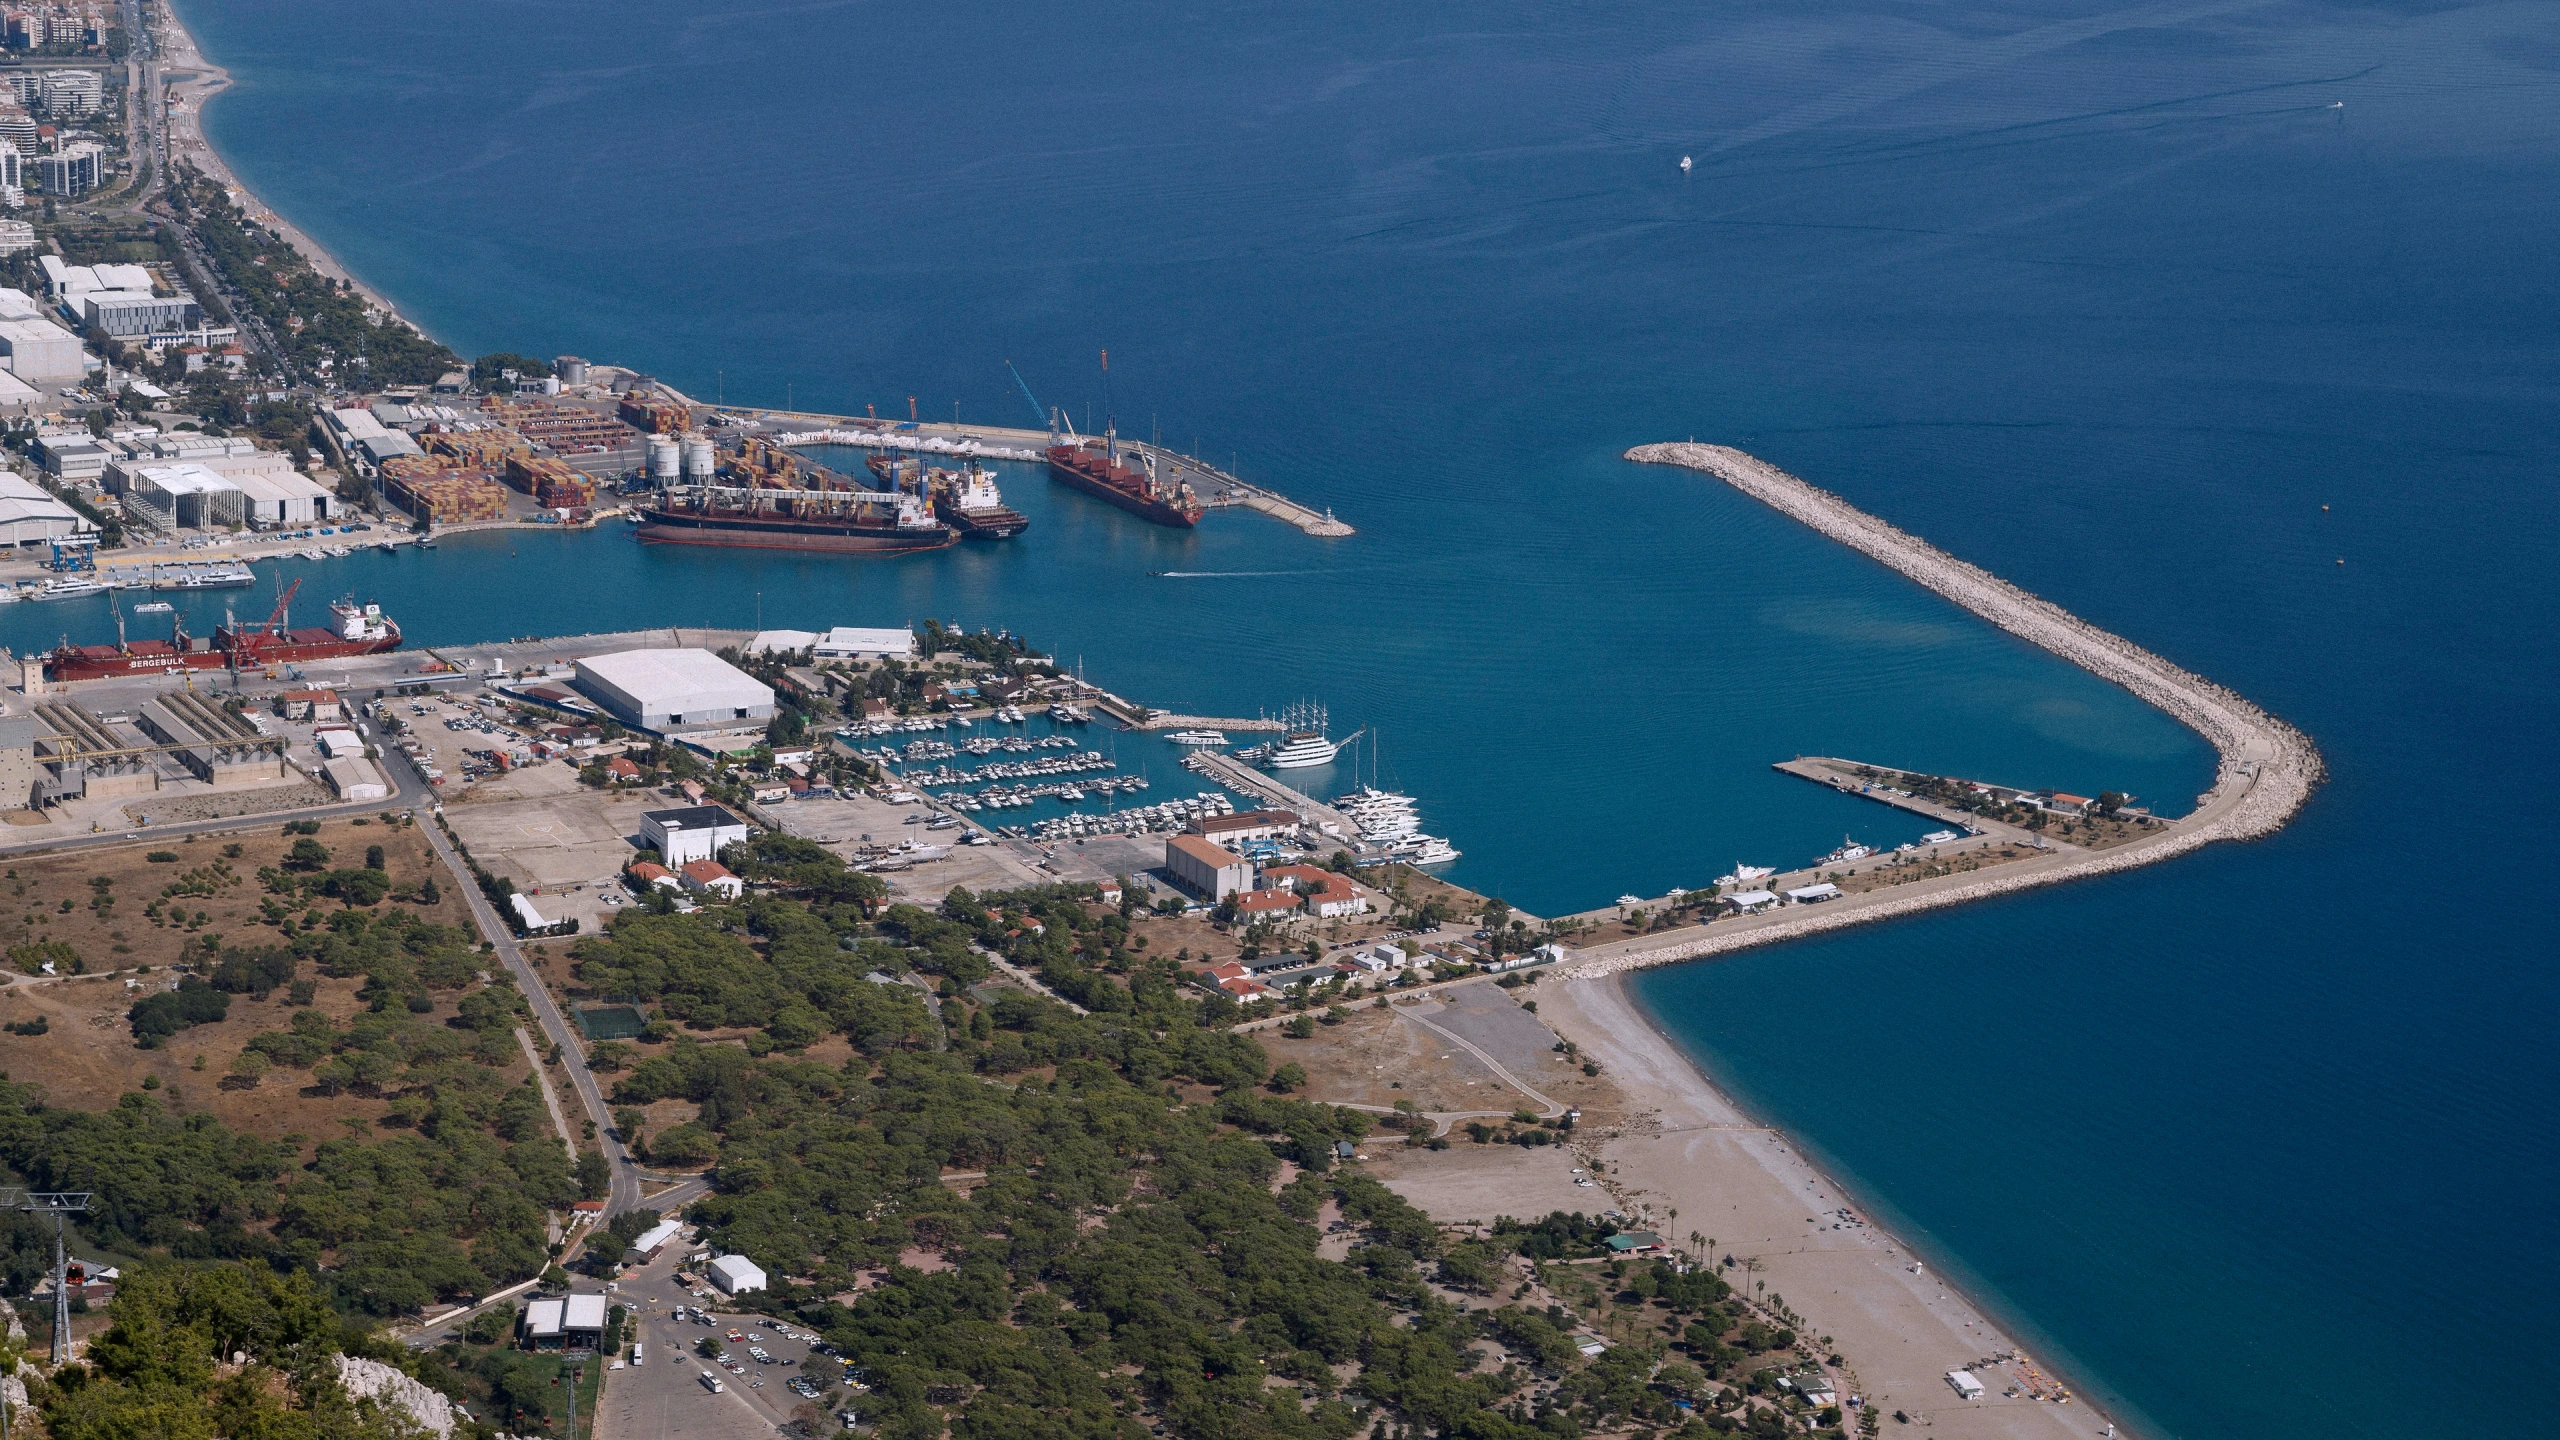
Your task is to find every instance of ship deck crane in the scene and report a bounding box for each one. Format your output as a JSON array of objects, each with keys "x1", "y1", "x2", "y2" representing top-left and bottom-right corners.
[{"x1": 0, "y1": 1188, "x2": 91, "y2": 1364}]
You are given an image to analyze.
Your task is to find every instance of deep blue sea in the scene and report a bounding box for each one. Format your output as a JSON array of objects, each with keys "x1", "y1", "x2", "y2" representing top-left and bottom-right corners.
[{"x1": 92, "y1": 1, "x2": 2560, "y2": 1434}]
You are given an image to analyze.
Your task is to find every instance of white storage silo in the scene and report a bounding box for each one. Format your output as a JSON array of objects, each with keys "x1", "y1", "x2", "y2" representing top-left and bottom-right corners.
[
  {"x1": 681, "y1": 436, "x2": 715, "y2": 480},
  {"x1": 647, "y1": 435, "x2": 681, "y2": 482}
]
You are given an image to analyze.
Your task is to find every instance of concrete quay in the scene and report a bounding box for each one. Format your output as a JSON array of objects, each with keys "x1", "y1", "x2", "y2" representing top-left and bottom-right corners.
[
  {"x1": 1556, "y1": 444, "x2": 2325, "y2": 981},
  {"x1": 1182, "y1": 748, "x2": 1360, "y2": 836},
  {"x1": 728, "y1": 406, "x2": 1355, "y2": 537}
]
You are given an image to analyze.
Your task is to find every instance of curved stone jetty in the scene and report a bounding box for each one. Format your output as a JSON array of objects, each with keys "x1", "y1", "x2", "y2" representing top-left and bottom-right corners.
[{"x1": 1560, "y1": 443, "x2": 2324, "y2": 980}]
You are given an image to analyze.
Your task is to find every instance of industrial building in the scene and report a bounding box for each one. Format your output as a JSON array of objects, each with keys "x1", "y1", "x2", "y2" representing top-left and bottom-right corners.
[
  {"x1": 0, "y1": 287, "x2": 83, "y2": 381},
  {"x1": 119, "y1": 462, "x2": 334, "y2": 532},
  {"x1": 519, "y1": 1293, "x2": 609, "y2": 1352},
  {"x1": 622, "y1": 1217, "x2": 684, "y2": 1265},
  {"x1": 641, "y1": 804, "x2": 747, "y2": 869},
  {"x1": 571, "y1": 647, "x2": 773, "y2": 733},
  {"x1": 137, "y1": 692, "x2": 285, "y2": 786},
  {"x1": 745, "y1": 625, "x2": 917, "y2": 661},
  {"x1": 27, "y1": 700, "x2": 158, "y2": 803},
  {"x1": 0, "y1": 474, "x2": 89, "y2": 546},
  {"x1": 34, "y1": 436, "x2": 104, "y2": 483},
  {"x1": 82, "y1": 288, "x2": 201, "y2": 339},
  {"x1": 707, "y1": 1255, "x2": 767, "y2": 1295},
  {"x1": 1165, "y1": 833, "x2": 1252, "y2": 901},
  {"x1": 321, "y1": 756, "x2": 386, "y2": 801},
  {"x1": 0, "y1": 714, "x2": 42, "y2": 809},
  {"x1": 321, "y1": 407, "x2": 425, "y2": 468}
]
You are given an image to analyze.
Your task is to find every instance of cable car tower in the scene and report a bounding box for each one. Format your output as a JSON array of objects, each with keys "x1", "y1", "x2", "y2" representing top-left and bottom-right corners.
[{"x1": 0, "y1": 1189, "x2": 91, "y2": 1364}]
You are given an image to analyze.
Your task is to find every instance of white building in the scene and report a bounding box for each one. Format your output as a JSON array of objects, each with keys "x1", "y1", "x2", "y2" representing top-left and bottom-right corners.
[
  {"x1": 124, "y1": 463, "x2": 242, "y2": 530},
  {"x1": 572, "y1": 647, "x2": 774, "y2": 733},
  {"x1": 226, "y1": 469, "x2": 335, "y2": 527},
  {"x1": 0, "y1": 473, "x2": 89, "y2": 546},
  {"x1": 622, "y1": 1218, "x2": 685, "y2": 1265},
  {"x1": 706, "y1": 1254, "x2": 767, "y2": 1295},
  {"x1": 814, "y1": 626, "x2": 915, "y2": 660},
  {"x1": 0, "y1": 289, "x2": 85, "y2": 381},
  {"x1": 321, "y1": 756, "x2": 386, "y2": 801},
  {"x1": 744, "y1": 625, "x2": 916, "y2": 660},
  {"x1": 640, "y1": 804, "x2": 748, "y2": 868},
  {"x1": 39, "y1": 71, "x2": 100, "y2": 117}
]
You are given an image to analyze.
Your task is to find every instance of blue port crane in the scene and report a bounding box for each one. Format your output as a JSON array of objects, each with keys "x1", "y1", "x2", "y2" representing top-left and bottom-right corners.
[{"x1": 1004, "y1": 362, "x2": 1048, "y2": 430}]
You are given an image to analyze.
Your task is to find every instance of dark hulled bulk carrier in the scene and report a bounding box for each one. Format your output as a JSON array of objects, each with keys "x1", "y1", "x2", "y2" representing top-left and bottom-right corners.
[{"x1": 636, "y1": 483, "x2": 958, "y2": 554}]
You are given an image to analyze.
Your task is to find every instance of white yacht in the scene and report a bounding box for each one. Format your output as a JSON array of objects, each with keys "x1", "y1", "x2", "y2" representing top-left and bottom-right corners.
[
  {"x1": 32, "y1": 576, "x2": 109, "y2": 600},
  {"x1": 1165, "y1": 730, "x2": 1228, "y2": 746},
  {"x1": 1268, "y1": 731, "x2": 1341, "y2": 769},
  {"x1": 1397, "y1": 836, "x2": 1460, "y2": 865}
]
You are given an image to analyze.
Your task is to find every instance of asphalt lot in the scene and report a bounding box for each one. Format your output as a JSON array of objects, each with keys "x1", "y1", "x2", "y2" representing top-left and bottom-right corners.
[{"x1": 596, "y1": 1247, "x2": 860, "y2": 1439}]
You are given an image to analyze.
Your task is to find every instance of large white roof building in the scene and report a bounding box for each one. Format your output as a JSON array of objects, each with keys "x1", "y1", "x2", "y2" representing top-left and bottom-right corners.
[{"x1": 573, "y1": 648, "x2": 775, "y2": 733}]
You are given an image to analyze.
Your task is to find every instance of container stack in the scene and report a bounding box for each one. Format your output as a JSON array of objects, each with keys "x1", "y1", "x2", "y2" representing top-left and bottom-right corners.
[
  {"x1": 617, "y1": 392, "x2": 692, "y2": 434},
  {"x1": 381, "y1": 457, "x2": 509, "y2": 523},
  {"x1": 422, "y1": 429, "x2": 531, "y2": 467},
  {"x1": 503, "y1": 453, "x2": 597, "y2": 508}
]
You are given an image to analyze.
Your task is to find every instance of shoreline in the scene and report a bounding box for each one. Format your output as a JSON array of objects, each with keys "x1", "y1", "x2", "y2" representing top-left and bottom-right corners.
[
  {"x1": 153, "y1": 0, "x2": 418, "y2": 328},
  {"x1": 1539, "y1": 971, "x2": 2152, "y2": 1438},
  {"x1": 1558, "y1": 443, "x2": 2324, "y2": 980}
]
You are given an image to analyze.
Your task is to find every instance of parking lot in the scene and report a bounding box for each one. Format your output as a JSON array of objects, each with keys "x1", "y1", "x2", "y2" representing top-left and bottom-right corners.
[{"x1": 596, "y1": 1247, "x2": 864, "y2": 1439}]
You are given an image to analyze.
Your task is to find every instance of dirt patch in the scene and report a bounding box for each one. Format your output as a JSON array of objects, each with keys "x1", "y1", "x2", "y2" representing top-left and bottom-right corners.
[
  {"x1": 0, "y1": 819, "x2": 497, "y2": 1144},
  {"x1": 122, "y1": 780, "x2": 338, "y2": 827},
  {"x1": 1360, "y1": 1142, "x2": 1611, "y2": 1229},
  {"x1": 894, "y1": 1246, "x2": 952, "y2": 1274},
  {"x1": 0, "y1": 965, "x2": 525, "y2": 1147},
  {"x1": 0, "y1": 817, "x2": 463, "y2": 980},
  {"x1": 1266, "y1": 993, "x2": 1629, "y2": 1126}
]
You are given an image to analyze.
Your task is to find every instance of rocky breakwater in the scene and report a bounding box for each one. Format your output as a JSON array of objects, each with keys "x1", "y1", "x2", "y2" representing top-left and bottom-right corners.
[{"x1": 1559, "y1": 443, "x2": 2325, "y2": 981}]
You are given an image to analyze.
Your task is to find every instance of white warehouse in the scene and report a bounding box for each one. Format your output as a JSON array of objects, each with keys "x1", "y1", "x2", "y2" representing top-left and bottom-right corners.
[
  {"x1": 572, "y1": 647, "x2": 774, "y2": 733},
  {"x1": 707, "y1": 1254, "x2": 767, "y2": 1295}
]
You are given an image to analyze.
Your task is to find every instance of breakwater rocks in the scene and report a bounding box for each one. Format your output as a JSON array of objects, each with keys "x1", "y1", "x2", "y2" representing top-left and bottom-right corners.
[{"x1": 1560, "y1": 443, "x2": 2323, "y2": 981}]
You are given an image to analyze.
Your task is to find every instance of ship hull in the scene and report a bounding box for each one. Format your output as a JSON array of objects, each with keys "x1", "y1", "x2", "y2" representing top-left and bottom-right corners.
[
  {"x1": 942, "y1": 505, "x2": 1029, "y2": 539},
  {"x1": 636, "y1": 508, "x2": 957, "y2": 554},
  {"x1": 1045, "y1": 448, "x2": 1202, "y2": 528},
  {"x1": 45, "y1": 631, "x2": 404, "y2": 682}
]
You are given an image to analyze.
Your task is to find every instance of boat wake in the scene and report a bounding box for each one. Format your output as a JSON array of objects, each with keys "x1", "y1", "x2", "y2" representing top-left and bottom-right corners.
[{"x1": 1152, "y1": 569, "x2": 1323, "y2": 578}]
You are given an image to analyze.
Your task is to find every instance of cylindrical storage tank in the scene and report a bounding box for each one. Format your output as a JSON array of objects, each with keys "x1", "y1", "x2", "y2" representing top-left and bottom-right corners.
[
  {"x1": 682, "y1": 436, "x2": 715, "y2": 479},
  {"x1": 647, "y1": 435, "x2": 681, "y2": 481},
  {"x1": 555, "y1": 355, "x2": 589, "y2": 386}
]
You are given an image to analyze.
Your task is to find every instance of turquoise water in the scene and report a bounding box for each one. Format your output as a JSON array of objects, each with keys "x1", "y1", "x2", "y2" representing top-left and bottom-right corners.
[{"x1": 112, "y1": 1, "x2": 2560, "y2": 1435}]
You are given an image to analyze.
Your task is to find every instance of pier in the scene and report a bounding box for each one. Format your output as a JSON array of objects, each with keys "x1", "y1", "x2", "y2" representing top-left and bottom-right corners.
[
  {"x1": 1181, "y1": 748, "x2": 1359, "y2": 836},
  {"x1": 743, "y1": 410, "x2": 1354, "y2": 538},
  {"x1": 1553, "y1": 443, "x2": 2324, "y2": 982}
]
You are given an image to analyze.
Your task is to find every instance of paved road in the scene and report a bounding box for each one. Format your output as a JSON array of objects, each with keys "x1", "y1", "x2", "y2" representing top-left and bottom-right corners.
[{"x1": 401, "y1": 747, "x2": 642, "y2": 1216}]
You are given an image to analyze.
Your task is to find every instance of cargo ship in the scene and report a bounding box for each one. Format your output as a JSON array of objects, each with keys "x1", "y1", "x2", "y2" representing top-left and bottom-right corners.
[
  {"x1": 42, "y1": 581, "x2": 401, "y2": 681},
  {"x1": 865, "y1": 456, "x2": 1028, "y2": 539},
  {"x1": 636, "y1": 483, "x2": 957, "y2": 554},
  {"x1": 1045, "y1": 425, "x2": 1202, "y2": 528}
]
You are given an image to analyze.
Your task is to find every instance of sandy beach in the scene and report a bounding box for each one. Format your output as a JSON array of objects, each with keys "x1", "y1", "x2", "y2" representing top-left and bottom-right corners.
[
  {"x1": 1537, "y1": 974, "x2": 2140, "y2": 1438},
  {"x1": 150, "y1": 1, "x2": 413, "y2": 324}
]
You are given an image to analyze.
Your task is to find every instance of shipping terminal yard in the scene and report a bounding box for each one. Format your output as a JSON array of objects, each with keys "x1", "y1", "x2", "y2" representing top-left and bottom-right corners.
[{"x1": 0, "y1": 355, "x2": 1351, "y2": 601}]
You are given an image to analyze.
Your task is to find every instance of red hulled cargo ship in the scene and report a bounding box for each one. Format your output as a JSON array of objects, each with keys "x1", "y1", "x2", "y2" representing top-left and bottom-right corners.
[
  {"x1": 1045, "y1": 431, "x2": 1202, "y2": 528},
  {"x1": 636, "y1": 483, "x2": 958, "y2": 554},
  {"x1": 43, "y1": 580, "x2": 402, "y2": 682}
]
